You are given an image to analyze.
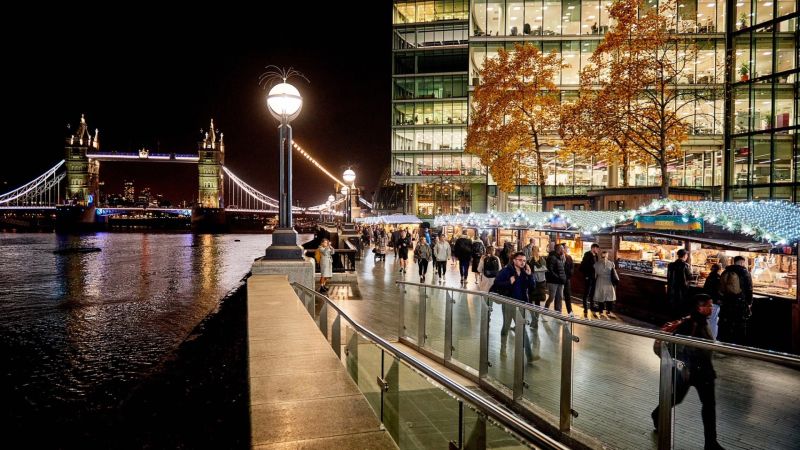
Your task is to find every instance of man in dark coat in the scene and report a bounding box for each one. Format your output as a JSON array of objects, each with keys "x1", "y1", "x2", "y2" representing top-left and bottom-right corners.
[
  {"x1": 667, "y1": 249, "x2": 693, "y2": 318},
  {"x1": 454, "y1": 233, "x2": 474, "y2": 286},
  {"x1": 492, "y1": 252, "x2": 537, "y2": 362},
  {"x1": 651, "y1": 294, "x2": 724, "y2": 450},
  {"x1": 717, "y1": 256, "x2": 753, "y2": 345},
  {"x1": 579, "y1": 243, "x2": 600, "y2": 316}
]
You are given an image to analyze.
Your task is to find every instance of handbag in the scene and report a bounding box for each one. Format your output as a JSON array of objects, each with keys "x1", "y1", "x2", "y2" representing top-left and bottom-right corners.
[{"x1": 610, "y1": 267, "x2": 620, "y2": 286}]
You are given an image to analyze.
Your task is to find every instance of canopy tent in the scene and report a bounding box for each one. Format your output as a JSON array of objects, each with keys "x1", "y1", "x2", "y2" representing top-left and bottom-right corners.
[
  {"x1": 355, "y1": 214, "x2": 423, "y2": 225},
  {"x1": 434, "y1": 200, "x2": 800, "y2": 245}
]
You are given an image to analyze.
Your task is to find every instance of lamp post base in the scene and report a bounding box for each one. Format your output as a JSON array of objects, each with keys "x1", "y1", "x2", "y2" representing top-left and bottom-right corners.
[{"x1": 264, "y1": 228, "x2": 305, "y2": 260}]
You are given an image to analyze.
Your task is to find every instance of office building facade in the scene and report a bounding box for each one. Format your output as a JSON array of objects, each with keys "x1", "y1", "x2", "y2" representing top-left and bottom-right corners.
[{"x1": 392, "y1": 0, "x2": 797, "y2": 216}]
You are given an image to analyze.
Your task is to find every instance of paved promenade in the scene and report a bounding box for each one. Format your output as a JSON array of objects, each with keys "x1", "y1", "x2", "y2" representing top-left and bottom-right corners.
[{"x1": 322, "y1": 246, "x2": 800, "y2": 450}]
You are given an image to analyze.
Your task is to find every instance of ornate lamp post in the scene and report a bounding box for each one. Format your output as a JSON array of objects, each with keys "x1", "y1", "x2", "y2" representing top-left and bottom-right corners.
[
  {"x1": 262, "y1": 69, "x2": 305, "y2": 260},
  {"x1": 343, "y1": 169, "x2": 356, "y2": 223}
]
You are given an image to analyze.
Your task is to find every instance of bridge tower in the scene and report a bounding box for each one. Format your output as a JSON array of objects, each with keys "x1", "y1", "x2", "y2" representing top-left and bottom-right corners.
[
  {"x1": 197, "y1": 119, "x2": 224, "y2": 208},
  {"x1": 64, "y1": 114, "x2": 100, "y2": 206}
]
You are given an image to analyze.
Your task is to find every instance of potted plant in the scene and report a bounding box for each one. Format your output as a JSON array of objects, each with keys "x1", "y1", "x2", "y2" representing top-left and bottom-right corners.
[{"x1": 739, "y1": 63, "x2": 750, "y2": 81}]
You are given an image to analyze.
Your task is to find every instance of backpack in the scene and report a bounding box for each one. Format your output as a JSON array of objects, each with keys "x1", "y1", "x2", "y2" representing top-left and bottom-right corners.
[
  {"x1": 720, "y1": 270, "x2": 742, "y2": 295},
  {"x1": 652, "y1": 316, "x2": 690, "y2": 356},
  {"x1": 314, "y1": 248, "x2": 322, "y2": 265},
  {"x1": 472, "y1": 241, "x2": 485, "y2": 258},
  {"x1": 483, "y1": 256, "x2": 500, "y2": 278}
]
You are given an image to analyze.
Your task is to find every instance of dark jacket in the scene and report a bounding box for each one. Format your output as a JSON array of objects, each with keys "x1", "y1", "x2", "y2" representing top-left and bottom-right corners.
[
  {"x1": 454, "y1": 237, "x2": 473, "y2": 259},
  {"x1": 564, "y1": 254, "x2": 574, "y2": 279},
  {"x1": 720, "y1": 264, "x2": 753, "y2": 319},
  {"x1": 674, "y1": 312, "x2": 716, "y2": 381},
  {"x1": 471, "y1": 240, "x2": 486, "y2": 258},
  {"x1": 667, "y1": 259, "x2": 692, "y2": 304},
  {"x1": 546, "y1": 251, "x2": 567, "y2": 284},
  {"x1": 579, "y1": 250, "x2": 598, "y2": 277},
  {"x1": 703, "y1": 271, "x2": 722, "y2": 303},
  {"x1": 492, "y1": 265, "x2": 536, "y2": 302}
]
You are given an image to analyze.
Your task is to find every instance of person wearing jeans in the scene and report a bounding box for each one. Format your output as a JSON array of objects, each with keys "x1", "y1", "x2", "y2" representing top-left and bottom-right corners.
[
  {"x1": 579, "y1": 243, "x2": 600, "y2": 316},
  {"x1": 545, "y1": 245, "x2": 567, "y2": 312}
]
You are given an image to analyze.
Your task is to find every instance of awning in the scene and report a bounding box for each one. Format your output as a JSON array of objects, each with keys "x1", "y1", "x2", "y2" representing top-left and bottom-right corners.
[
  {"x1": 355, "y1": 214, "x2": 422, "y2": 225},
  {"x1": 611, "y1": 230, "x2": 774, "y2": 252}
]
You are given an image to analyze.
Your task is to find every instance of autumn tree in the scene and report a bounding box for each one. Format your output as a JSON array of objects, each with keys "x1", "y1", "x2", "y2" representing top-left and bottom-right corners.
[
  {"x1": 466, "y1": 43, "x2": 565, "y2": 209},
  {"x1": 572, "y1": 0, "x2": 720, "y2": 198}
]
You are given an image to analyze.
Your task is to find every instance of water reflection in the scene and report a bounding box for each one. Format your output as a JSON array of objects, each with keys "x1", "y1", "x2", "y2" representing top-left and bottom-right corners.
[{"x1": 1, "y1": 232, "x2": 274, "y2": 417}]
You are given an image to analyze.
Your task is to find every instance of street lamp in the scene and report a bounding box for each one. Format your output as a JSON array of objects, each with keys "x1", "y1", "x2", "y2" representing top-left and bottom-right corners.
[
  {"x1": 343, "y1": 169, "x2": 356, "y2": 223},
  {"x1": 340, "y1": 185, "x2": 350, "y2": 223},
  {"x1": 263, "y1": 74, "x2": 305, "y2": 260}
]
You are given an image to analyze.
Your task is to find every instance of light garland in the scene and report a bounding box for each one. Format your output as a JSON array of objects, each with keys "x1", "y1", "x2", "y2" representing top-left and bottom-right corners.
[{"x1": 433, "y1": 199, "x2": 800, "y2": 246}]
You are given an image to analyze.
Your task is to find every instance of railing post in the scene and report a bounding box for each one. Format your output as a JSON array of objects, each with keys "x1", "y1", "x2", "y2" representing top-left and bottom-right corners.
[
  {"x1": 319, "y1": 300, "x2": 328, "y2": 339},
  {"x1": 657, "y1": 341, "x2": 675, "y2": 450},
  {"x1": 444, "y1": 290, "x2": 454, "y2": 362},
  {"x1": 418, "y1": 286, "x2": 427, "y2": 349},
  {"x1": 478, "y1": 295, "x2": 490, "y2": 379},
  {"x1": 559, "y1": 321, "x2": 574, "y2": 432},
  {"x1": 331, "y1": 312, "x2": 341, "y2": 358},
  {"x1": 512, "y1": 306, "x2": 525, "y2": 402},
  {"x1": 399, "y1": 282, "x2": 406, "y2": 340}
]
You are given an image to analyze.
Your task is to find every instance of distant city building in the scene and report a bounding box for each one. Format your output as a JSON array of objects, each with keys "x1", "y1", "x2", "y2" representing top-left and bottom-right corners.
[{"x1": 123, "y1": 181, "x2": 135, "y2": 203}]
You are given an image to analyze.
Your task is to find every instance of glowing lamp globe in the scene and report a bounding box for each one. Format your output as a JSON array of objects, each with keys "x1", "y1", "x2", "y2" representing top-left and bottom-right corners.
[
  {"x1": 266, "y1": 82, "x2": 302, "y2": 122},
  {"x1": 328, "y1": 194, "x2": 335, "y2": 203},
  {"x1": 343, "y1": 169, "x2": 356, "y2": 185}
]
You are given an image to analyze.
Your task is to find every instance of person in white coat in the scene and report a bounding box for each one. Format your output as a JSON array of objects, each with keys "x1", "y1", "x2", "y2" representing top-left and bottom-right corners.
[
  {"x1": 433, "y1": 235, "x2": 451, "y2": 283},
  {"x1": 592, "y1": 250, "x2": 617, "y2": 317}
]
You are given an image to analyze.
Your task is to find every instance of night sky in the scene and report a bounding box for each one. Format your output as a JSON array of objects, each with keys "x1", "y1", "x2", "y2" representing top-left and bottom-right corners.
[{"x1": 3, "y1": 6, "x2": 391, "y2": 207}]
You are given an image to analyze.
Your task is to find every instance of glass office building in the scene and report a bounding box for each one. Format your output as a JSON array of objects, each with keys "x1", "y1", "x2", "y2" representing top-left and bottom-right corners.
[
  {"x1": 392, "y1": 0, "x2": 798, "y2": 216},
  {"x1": 726, "y1": 0, "x2": 798, "y2": 201}
]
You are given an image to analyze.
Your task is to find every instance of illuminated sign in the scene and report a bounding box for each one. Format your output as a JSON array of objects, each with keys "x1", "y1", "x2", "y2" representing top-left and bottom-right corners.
[{"x1": 634, "y1": 215, "x2": 704, "y2": 232}]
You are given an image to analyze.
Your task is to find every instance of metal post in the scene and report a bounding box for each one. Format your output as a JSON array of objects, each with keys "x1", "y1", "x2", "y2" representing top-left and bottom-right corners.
[
  {"x1": 399, "y1": 282, "x2": 406, "y2": 339},
  {"x1": 512, "y1": 306, "x2": 525, "y2": 402},
  {"x1": 478, "y1": 296, "x2": 490, "y2": 379},
  {"x1": 657, "y1": 341, "x2": 675, "y2": 450},
  {"x1": 319, "y1": 301, "x2": 328, "y2": 339},
  {"x1": 332, "y1": 312, "x2": 341, "y2": 358},
  {"x1": 286, "y1": 124, "x2": 294, "y2": 227},
  {"x1": 418, "y1": 286, "x2": 428, "y2": 348},
  {"x1": 444, "y1": 290, "x2": 454, "y2": 361},
  {"x1": 278, "y1": 123, "x2": 286, "y2": 228},
  {"x1": 559, "y1": 321, "x2": 574, "y2": 432}
]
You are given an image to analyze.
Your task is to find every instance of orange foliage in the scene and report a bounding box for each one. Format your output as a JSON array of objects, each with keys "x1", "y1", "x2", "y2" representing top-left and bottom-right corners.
[{"x1": 466, "y1": 43, "x2": 566, "y2": 195}]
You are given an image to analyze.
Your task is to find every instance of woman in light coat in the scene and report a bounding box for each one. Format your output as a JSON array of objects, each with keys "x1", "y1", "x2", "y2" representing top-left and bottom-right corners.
[
  {"x1": 319, "y1": 238, "x2": 335, "y2": 293},
  {"x1": 592, "y1": 250, "x2": 617, "y2": 317},
  {"x1": 477, "y1": 246, "x2": 500, "y2": 292}
]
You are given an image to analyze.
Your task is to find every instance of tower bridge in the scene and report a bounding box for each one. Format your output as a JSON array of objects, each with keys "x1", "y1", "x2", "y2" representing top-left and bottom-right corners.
[{"x1": 2, "y1": 115, "x2": 368, "y2": 230}]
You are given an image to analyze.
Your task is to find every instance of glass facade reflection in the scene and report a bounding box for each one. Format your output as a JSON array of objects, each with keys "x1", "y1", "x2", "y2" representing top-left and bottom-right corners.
[
  {"x1": 725, "y1": 2, "x2": 798, "y2": 201},
  {"x1": 392, "y1": 0, "x2": 798, "y2": 216}
]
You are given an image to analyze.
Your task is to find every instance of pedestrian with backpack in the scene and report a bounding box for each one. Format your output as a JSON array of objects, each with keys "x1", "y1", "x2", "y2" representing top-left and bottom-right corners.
[
  {"x1": 477, "y1": 246, "x2": 500, "y2": 292},
  {"x1": 717, "y1": 256, "x2": 753, "y2": 345},
  {"x1": 471, "y1": 237, "x2": 486, "y2": 284}
]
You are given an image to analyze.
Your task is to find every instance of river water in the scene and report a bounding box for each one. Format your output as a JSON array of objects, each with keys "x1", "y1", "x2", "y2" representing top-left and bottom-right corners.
[{"x1": 0, "y1": 232, "x2": 305, "y2": 448}]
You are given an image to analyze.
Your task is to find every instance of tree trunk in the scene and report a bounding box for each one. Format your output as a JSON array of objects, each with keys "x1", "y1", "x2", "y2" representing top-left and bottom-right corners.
[
  {"x1": 622, "y1": 153, "x2": 630, "y2": 187},
  {"x1": 660, "y1": 160, "x2": 670, "y2": 198}
]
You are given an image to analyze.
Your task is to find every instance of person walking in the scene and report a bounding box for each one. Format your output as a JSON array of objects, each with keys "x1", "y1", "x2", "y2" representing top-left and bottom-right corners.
[
  {"x1": 545, "y1": 244, "x2": 567, "y2": 313},
  {"x1": 717, "y1": 256, "x2": 753, "y2": 345},
  {"x1": 471, "y1": 237, "x2": 486, "y2": 284},
  {"x1": 561, "y1": 243, "x2": 575, "y2": 318},
  {"x1": 318, "y1": 238, "x2": 335, "y2": 293},
  {"x1": 579, "y1": 243, "x2": 600, "y2": 317},
  {"x1": 522, "y1": 238, "x2": 535, "y2": 261},
  {"x1": 433, "y1": 235, "x2": 451, "y2": 283},
  {"x1": 492, "y1": 252, "x2": 538, "y2": 362},
  {"x1": 667, "y1": 249, "x2": 693, "y2": 318},
  {"x1": 454, "y1": 233, "x2": 473, "y2": 286},
  {"x1": 396, "y1": 229, "x2": 412, "y2": 274},
  {"x1": 651, "y1": 294, "x2": 725, "y2": 450},
  {"x1": 592, "y1": 250, "x2": 617, "y2": 317},
  {"x1": 703, "y1": 263, "x2": 723, "y2": 339},
  {"x1": 414, "y1": 237, "x2": 432, "y2": 283},
  {"x1": 528, "y1": 246, "x2": 548, "y2": 307},
  {"x1": 477, "y1": 246, "x2": 500, "y2": 293}
]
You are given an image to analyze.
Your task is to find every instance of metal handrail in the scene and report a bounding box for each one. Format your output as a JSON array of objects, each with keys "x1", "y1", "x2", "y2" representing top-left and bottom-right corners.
[
  {"x1": 395, "y1": 280, "x2": 800, "y2": 367},
  {"x1": 291, "y1": 282, "x2": 569, "y2": 450}
]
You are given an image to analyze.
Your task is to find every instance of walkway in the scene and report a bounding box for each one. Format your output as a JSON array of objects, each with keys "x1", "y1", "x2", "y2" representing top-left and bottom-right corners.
[
  {"x1": 324, "y1": 246, "x2": 800, "y2": 450},
  {"x1": 247, "y1": 274, "x2": 396, "y2": 449}
]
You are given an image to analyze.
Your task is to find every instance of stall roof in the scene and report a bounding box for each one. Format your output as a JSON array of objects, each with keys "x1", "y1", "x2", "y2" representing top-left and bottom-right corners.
[
  {"x1": 434, "y1": 200, "x2": 800, "y2": 245},
  {"x1": 355, "y1": 214, "x2": 422, "y2": 225},
  {"x1": 611, "y1": 230, "x2": 774, "y2": 252}
]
